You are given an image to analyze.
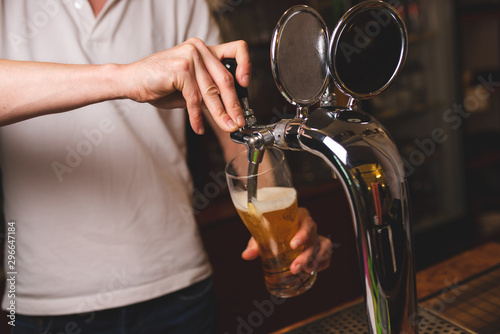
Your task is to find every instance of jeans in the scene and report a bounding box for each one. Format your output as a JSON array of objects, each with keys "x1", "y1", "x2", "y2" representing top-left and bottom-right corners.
[{"x1": 12, "y1": 276, "x2": 216, "y2": 334}]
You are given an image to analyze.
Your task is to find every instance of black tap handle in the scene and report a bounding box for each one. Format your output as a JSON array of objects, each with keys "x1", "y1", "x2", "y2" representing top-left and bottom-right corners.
[{"x1": 222, "y1": 58, "x2": 248, "y2": 99}]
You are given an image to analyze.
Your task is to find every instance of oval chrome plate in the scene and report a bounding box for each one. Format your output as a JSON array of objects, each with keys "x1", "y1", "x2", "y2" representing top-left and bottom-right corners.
[
  {"x1": 271, "y1": 5, "x2": 330, "y2": 107},
  {"x1": 329, "y1": 1, "x2": 408, "y2": 100}
]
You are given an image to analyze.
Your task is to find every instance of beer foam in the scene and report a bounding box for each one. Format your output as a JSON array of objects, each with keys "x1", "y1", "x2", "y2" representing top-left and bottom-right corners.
[{"x1": 231, "y1": 187, "x2": 297, "y2": 214}]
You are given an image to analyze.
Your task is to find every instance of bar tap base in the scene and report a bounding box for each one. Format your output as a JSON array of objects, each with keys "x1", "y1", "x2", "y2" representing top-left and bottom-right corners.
[
  {"x1": 277, "y1": 302, "x2": 472, "y2": 334},
  {"x1": 273, "y1": 244, "x2": 500, "y2": 334}
]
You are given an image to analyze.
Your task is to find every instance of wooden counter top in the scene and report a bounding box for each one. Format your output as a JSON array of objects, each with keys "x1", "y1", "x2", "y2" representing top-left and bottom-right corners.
[
  {"x1": 417, "y1": 242, "x2": 500, "y2": 333},
  {"x1": 273, "y1": 241, "x2": 500, "y2": 334},
  {"x1": 417, "y1": 241, "x2": 500, "y2": 300}
]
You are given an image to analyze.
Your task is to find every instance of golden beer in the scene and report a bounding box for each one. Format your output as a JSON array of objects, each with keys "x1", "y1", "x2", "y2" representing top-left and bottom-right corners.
[{"x1": 231, "y1": 186, "x2": 317, "y2": 297}]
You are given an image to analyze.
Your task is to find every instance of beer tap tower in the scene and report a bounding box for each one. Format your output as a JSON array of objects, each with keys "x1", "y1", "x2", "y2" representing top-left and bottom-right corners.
[{"x1": 228, "y1": 1, "x2": 418, "y2": 333}]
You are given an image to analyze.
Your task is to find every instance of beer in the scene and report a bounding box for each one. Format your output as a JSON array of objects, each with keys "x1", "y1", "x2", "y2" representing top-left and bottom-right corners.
[
  {"x1": 231, "y1": 186, "x2": 317, "y2": 297},
  {"x1": 226, "y1": 146, "x2": 316, "y2": 297}
]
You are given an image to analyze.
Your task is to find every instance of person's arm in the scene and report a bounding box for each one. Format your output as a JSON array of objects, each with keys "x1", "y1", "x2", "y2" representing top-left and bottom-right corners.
[
  {"x1": 0, "y1": 60, "x2": 122, "y2": 125},
  {"x1": 0, "y1": 39, "x2": 251, "y2": 134}
]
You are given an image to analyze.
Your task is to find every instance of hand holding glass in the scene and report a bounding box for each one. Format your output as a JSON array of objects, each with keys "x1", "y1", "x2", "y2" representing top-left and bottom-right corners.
[{"x1": 225, "y1": 147, "x2": 316, "y2": 298}]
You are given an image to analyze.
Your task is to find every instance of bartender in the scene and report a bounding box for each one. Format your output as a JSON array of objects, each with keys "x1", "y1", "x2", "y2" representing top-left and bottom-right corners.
[{"x1": 0, "y1": 0, "x2": 332, "y2": 333}]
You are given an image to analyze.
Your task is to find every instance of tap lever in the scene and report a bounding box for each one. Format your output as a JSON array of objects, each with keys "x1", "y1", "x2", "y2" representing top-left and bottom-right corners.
[
  {"x1": 222, "y1": 58, "x2": 248, "y2": 99},
  {"x1": 222, "y1": 58, "x2": 256, "y2": 127}
]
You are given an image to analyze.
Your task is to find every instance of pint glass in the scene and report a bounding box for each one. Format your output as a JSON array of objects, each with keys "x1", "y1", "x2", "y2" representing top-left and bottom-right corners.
[{"x1": 225, "y1": 147, "x2": 316, "y2": 298}]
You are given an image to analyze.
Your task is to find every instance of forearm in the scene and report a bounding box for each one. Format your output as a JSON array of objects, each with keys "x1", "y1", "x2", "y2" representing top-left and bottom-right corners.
[{"x1": 0, "y1": 59, "x2": 127, "y2": 125}]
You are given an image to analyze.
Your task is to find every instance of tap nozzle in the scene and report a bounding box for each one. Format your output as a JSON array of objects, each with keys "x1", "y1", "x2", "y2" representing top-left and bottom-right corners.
[{"x1": 230, "y1": 127, "x2": 274, "y2": 152}]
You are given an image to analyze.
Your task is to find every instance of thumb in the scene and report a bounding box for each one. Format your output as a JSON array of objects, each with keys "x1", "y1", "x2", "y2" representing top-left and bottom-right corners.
[{"x1": 241, "y1": 237, "x2": 259, "y2": 260}]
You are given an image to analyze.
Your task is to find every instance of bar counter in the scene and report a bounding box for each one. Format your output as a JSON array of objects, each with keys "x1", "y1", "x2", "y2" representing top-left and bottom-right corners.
[{"x1": 272, "y1": 242, "x2": 500, "y2": 334}]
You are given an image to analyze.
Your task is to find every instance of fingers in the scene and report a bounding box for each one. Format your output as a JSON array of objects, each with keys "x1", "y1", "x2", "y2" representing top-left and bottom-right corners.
[
  {"x1": 173, "y1": 57, "x2": 205, "y2": 134},
  {"x1": 241, "y1": 237, "x2": 259, "y2": 261},
  {"x1": 210, "y1": 40, "x2": 252, "y2": 87},
  {"x1": 169, "y1": 40, "x2": 232, "y2": 134},
  {"x1": 315, "y1": 236, "x2": 334, "y2": 272},
  {"x1": 290, "y1": 208, "x2": 333, "y2": 275},
  {"x1": 291, "y1": 235, "x2": 333, "y2": 275},
  {"x1": 290, "y1": 207, "x2": 317, "y2": 250},
  {"x1": 133, "y1": 39, "x2": 251, "y2": 134},
  {"x1": 184, "y1": 38, "x2": 248, "y2": 132}
]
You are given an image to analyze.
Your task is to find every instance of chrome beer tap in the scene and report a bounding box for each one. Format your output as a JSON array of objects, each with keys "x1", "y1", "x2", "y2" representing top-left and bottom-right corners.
[{"x1": 228, "y1": 2, "x2": 418, "y2": 333}]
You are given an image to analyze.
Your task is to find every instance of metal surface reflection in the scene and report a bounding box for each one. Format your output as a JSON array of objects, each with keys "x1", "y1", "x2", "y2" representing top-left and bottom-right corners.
[
  {"x1": 298, "y1": 107, "x2": 416, "y2": 333},
  {"x1": 229, "y1": 1, "x2": 417, "y2": 333}
]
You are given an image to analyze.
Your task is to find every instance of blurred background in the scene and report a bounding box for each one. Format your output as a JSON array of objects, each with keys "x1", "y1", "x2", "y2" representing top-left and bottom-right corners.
[{"x1": 189, "y1": 0, "x2": 500, "y2": 332}]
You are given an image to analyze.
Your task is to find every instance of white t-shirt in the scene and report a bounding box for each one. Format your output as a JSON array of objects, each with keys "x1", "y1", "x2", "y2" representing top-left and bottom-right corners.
[{"x1": 0, "y1": 0, "x2": 219, "y2": 315}]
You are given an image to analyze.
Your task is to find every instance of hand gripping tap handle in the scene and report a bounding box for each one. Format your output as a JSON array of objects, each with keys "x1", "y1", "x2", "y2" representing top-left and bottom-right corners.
[{"x1": 222, "y1": 58, "x2": 256, "y2": 127}]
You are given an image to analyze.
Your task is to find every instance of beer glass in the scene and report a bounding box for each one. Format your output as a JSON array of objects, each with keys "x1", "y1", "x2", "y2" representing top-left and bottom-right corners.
[{"x1": 225, "y1": 147, "x2": 317, "y2": 298}]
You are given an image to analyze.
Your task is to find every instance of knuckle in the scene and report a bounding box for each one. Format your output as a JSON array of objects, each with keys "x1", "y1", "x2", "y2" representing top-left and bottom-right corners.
[
  {"x1": 229, "y1": 100, "x2": 241, "y2": 111},
  {"x1": 236, "y1": 39, "x2": 249, "y2": 51},
  {"x1": 323, "y1": 238, "x2": 333, "y2": 252},
  {"x1": 213, "y1": 107, "x2": 226, "y2": 118},
  {"x1": 186, "y1": 90, "x2": 202, "y2": 107},
  {"x1": 190, "y1": 93, "x2": 202, "y2": 106},
  {"x1": 324, "y1": 237, "x2": 333, "y2": 247},
  {"x1": 180, "y1": 42, "x2": 199, "y2": 58},
  {"x1": 304, "y1": 259, "x2": 317, "y2": 272},
  {"x1": 221, "y1": 72, "x2": 235, "y2": 86},
  {"x1": 186, "y1": 37, "x2": 203, "y2": 47},
  {"x1": 204, "y1": 84, "x2": 220, "y2": 97},
  {"x1": 173, "y1": 57, "x2": 192, "y2": 73}
]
